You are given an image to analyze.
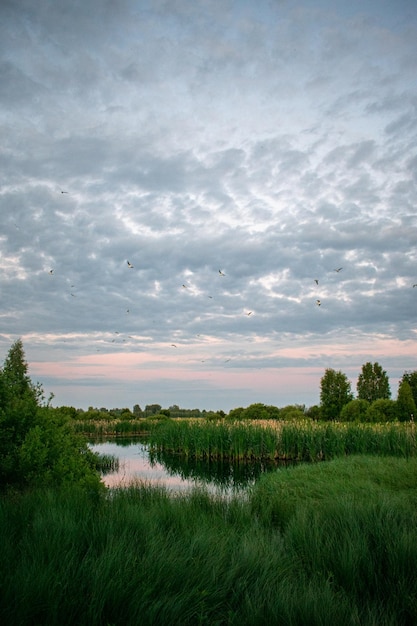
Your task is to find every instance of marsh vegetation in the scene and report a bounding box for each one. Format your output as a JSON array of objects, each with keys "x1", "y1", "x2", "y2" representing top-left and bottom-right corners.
[
  {"x1": 2, "y1": 455, "x2": 417, "y2": 625},
  {"x1": 2, "y1": 340, "x2": 417, "y2": 624}
]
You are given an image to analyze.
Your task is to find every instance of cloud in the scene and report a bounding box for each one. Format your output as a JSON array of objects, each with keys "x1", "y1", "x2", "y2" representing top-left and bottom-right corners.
[{"x1": 1, "y1": 0, "x2": 416, "y2": 410}]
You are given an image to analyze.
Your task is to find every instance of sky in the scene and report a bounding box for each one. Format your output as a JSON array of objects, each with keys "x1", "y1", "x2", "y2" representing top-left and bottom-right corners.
[{"x1": 1, "y1": 0, "x2": 417, "y2": 413}]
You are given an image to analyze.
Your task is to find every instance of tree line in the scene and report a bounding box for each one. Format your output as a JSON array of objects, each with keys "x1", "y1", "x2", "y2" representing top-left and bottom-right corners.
[{"x1": 319, "y1": 363, "x2": 417, "y2": 422}]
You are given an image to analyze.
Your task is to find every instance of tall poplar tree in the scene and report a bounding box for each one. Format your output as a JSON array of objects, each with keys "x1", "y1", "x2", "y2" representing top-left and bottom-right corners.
[
  {"x1": 320, "y1": 368, "x2": 353, "y2": 420},
  {"x1": 357, "y1": 362, "x2": 390, "y2": 403},
  {"x1": 400, "y1": 371, "x2": 417, "y2": 408},
  {"x1": 396, "y1": 379, "x2": 416, "y2": 421}
]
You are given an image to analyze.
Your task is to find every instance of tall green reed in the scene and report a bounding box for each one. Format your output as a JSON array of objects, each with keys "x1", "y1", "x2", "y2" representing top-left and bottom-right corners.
[{"x1": 148, "y1": 419, "x2": 417, "y2": 462}]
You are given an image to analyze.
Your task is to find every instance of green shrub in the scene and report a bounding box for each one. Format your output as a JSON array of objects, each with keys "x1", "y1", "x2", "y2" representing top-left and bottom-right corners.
[
  {"x1": 340, "y1": 398, "x2": 369, "y2": 422},
  {"x1": 365, "y1": 399, "x2": 397, "y2": 422}
]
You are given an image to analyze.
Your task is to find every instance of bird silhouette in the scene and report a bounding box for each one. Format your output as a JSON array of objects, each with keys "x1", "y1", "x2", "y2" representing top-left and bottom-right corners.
[
  {"x1": 316, "y1": 299, "x2": 321, "y2": 306},
  {"x1": 246, "y1": 311, "x2": 253, "y2": 316},
  {"x1": 219, "y1": 269, "x2": 225, "y2": 276},
  {"x1": 60, "y1": 190, "x2": 68, "y2": 194},
  {"x1": 127, "y1": 261, "x2": 134, "y2": 268},
  {"x1": 49, "y1": 269, "x2": 54, "y2": 274},
  {"x1": 314, "y1": 279, "x2": 319, "y2": 285},
  {"x1": 413, "y1": 284, "x2": 417, "y2": 288},
  {"x1": 333, "y1": 267, "x2": 343, "y2": 273}
]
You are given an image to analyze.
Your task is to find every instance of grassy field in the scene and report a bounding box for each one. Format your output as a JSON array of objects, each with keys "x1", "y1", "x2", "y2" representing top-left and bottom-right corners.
[{"x1": 2, "y1": 454, "x2": 417, "y2": 625}]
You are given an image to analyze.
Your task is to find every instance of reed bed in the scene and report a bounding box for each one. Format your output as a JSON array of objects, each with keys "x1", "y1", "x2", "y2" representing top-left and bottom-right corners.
[
  {"x1": 148, "y1": 418, "x2": 417, "y2": 462},
  {"x1": 92, "y1": 453, "x2": 119, "y2": 474},
  {"x1": 72, "y1": 418, "x2": 157, "y2": 437},
  {"x1": 2, "y1": 455, "x2": 417, "y2": 625}
]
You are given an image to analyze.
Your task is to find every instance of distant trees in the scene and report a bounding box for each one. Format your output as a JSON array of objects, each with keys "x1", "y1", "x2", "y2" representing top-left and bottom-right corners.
[
  {"x1": 144, "y1": 404, "x2": 162, "y2": 416},
  {"x1": 227, "y1": 403, "x2": 281, "y2": 420},
  {"x1": 318, "y1": 362, "x2": 417, "y2": 423},
  {"x1": 357, "y1": 362, "x2": 391, "y2": 403},
  {"x1": 320, "y1": 369, "x2": 354, "y2": 420}
]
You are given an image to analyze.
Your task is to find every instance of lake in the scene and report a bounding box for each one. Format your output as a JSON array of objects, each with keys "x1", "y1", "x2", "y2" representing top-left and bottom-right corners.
[{"x1": 89, "y1": 438, "x2": 288, "y2": 495}]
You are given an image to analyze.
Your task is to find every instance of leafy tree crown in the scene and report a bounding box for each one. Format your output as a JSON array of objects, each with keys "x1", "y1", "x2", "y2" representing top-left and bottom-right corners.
[{"x1": 357, "y1": 362, "x2": 390, "y2": 403}]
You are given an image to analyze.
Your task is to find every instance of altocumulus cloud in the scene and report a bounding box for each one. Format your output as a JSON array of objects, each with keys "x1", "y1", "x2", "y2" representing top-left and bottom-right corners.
[{"x1": 0, "y1": 0, "x2": 416, "y2": 411}]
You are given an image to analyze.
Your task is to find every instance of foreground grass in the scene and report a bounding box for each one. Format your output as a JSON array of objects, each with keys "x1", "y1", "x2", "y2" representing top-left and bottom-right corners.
[{"x1": 1, "y1": 455, "x2": 417, "y2": 625}]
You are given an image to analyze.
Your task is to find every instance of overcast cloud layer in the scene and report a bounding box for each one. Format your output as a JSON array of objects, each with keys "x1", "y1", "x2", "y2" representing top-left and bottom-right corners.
[{"x1": 1, "y1": 0, "x2": 416, "y2": 411}]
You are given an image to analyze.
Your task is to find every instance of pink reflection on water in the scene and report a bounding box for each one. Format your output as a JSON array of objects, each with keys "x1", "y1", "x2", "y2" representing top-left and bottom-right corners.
[{"x1": 89, "y1": 441, "x2": 200, "y2": 491}]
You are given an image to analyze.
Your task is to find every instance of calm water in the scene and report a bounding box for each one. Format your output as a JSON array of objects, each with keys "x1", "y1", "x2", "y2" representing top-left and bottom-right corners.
[{"x1": 89, "y1": 438, "x2": 285, "y2": 495}]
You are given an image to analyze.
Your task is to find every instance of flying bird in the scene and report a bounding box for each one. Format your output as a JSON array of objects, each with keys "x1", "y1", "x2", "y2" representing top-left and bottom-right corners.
[
  {"x1": 413, "y1": 284, "x2": 417, "y2": 288},
  {"x1": 49, "y1": 269, "x2": 54, "y2": 274},
  {"x1": 246, "y1": 311, "x2": 253, "y2": 316},
  {"x1": 219, "y1": 269, "x2": 225, "y2": 276},
  {"x1": 333, "y1": 267, "x2": 343, "y2": 273},
  {"x1": 127, "y1": 261, "x2": 134, "y2": 268},
  {"x1": 314, "y1": 279, "x2": 319, "y2": 285},
  {"x1": 60, "y1": 190, "x2": 69, "y2": 194},
  {"x1": 316, "y1": 299, "x2": 321, "y2": 306},
  {"x1": 171, "y1": 344, "x2": 177, "y2": 348}
]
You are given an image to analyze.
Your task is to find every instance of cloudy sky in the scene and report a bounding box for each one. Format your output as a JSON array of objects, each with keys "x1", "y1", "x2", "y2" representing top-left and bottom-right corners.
[{"x1": 1, "y1": 0, "x2": 416, "y2": 412}]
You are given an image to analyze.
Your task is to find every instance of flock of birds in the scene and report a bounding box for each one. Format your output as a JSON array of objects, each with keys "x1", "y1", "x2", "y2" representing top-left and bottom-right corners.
[
  {"x1": 47, "y1": 190, "x2": 416, "y2": 357},
  {"x1": 314, "y1": 267, "x2": 343, "y2": 307}
]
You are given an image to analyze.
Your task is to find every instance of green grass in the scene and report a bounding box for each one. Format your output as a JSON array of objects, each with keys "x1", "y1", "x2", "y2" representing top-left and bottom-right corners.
[{"x1": 2, "y1": 455, "x2": 417, "y2": 625}]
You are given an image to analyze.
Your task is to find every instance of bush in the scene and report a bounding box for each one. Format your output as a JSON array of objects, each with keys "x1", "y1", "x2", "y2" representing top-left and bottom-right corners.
[
  {"x1": 365, "y1": 399, "x2": 397, "y2": 423},
  {"x1": 305, "y1": 405, "x2": 321, "y2": 420},
  {"x1": 279, "y1": 405, "x2": 305, "y2": 421},
  {"x1": 227, "y1": 403, "x2": 281, "y2": 420},
  {"x1": 340, "y1": 399, "x2": 369, "y2": 422}
]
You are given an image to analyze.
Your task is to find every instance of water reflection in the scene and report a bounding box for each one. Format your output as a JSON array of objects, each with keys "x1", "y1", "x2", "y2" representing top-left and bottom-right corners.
[
  {"x1": 89, "y1": 438, "x2": 288, "y2": 494},
  {"x1": 89, "y1": 440, "x2": 197, "y2": 491},
  {"x1": 150, "y1": 447, "x2": 277, "y2": 488}
]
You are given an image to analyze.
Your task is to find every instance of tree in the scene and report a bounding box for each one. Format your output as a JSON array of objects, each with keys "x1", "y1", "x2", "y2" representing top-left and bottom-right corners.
[
  {"x1": 133, "y1": 404, "x2": 143, "y2": 417},
  {"x1": 305, "y1": 405, "x2": 321, "y2": 421},
  {"x1": 242, "y1": 403, "x2": 280, "y2": 420},
  {"x1": 396, "y1": 379, "x2": 416, "y2": 422},
  {"x1": 144, "y1": 404, "x2": 162, "y2": 416},
  {"x1": 0, "y1": 340, "x2": 103, "y2": 493},
  {"x1": 0, "y1": 339, "x2": 39, "y2": 484},
  {"x1": 400, "y1": 371, "x2": 417, "y2": 408},
  {"x1": 320, "y1": 368, "x2": 353, "y2": 421},
  {"x1": 357, "y1": 362, "x2": 390, "y2": 403},
  {"x1": 1, "y1": 339, "x2": 33, "y2": 396}
]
